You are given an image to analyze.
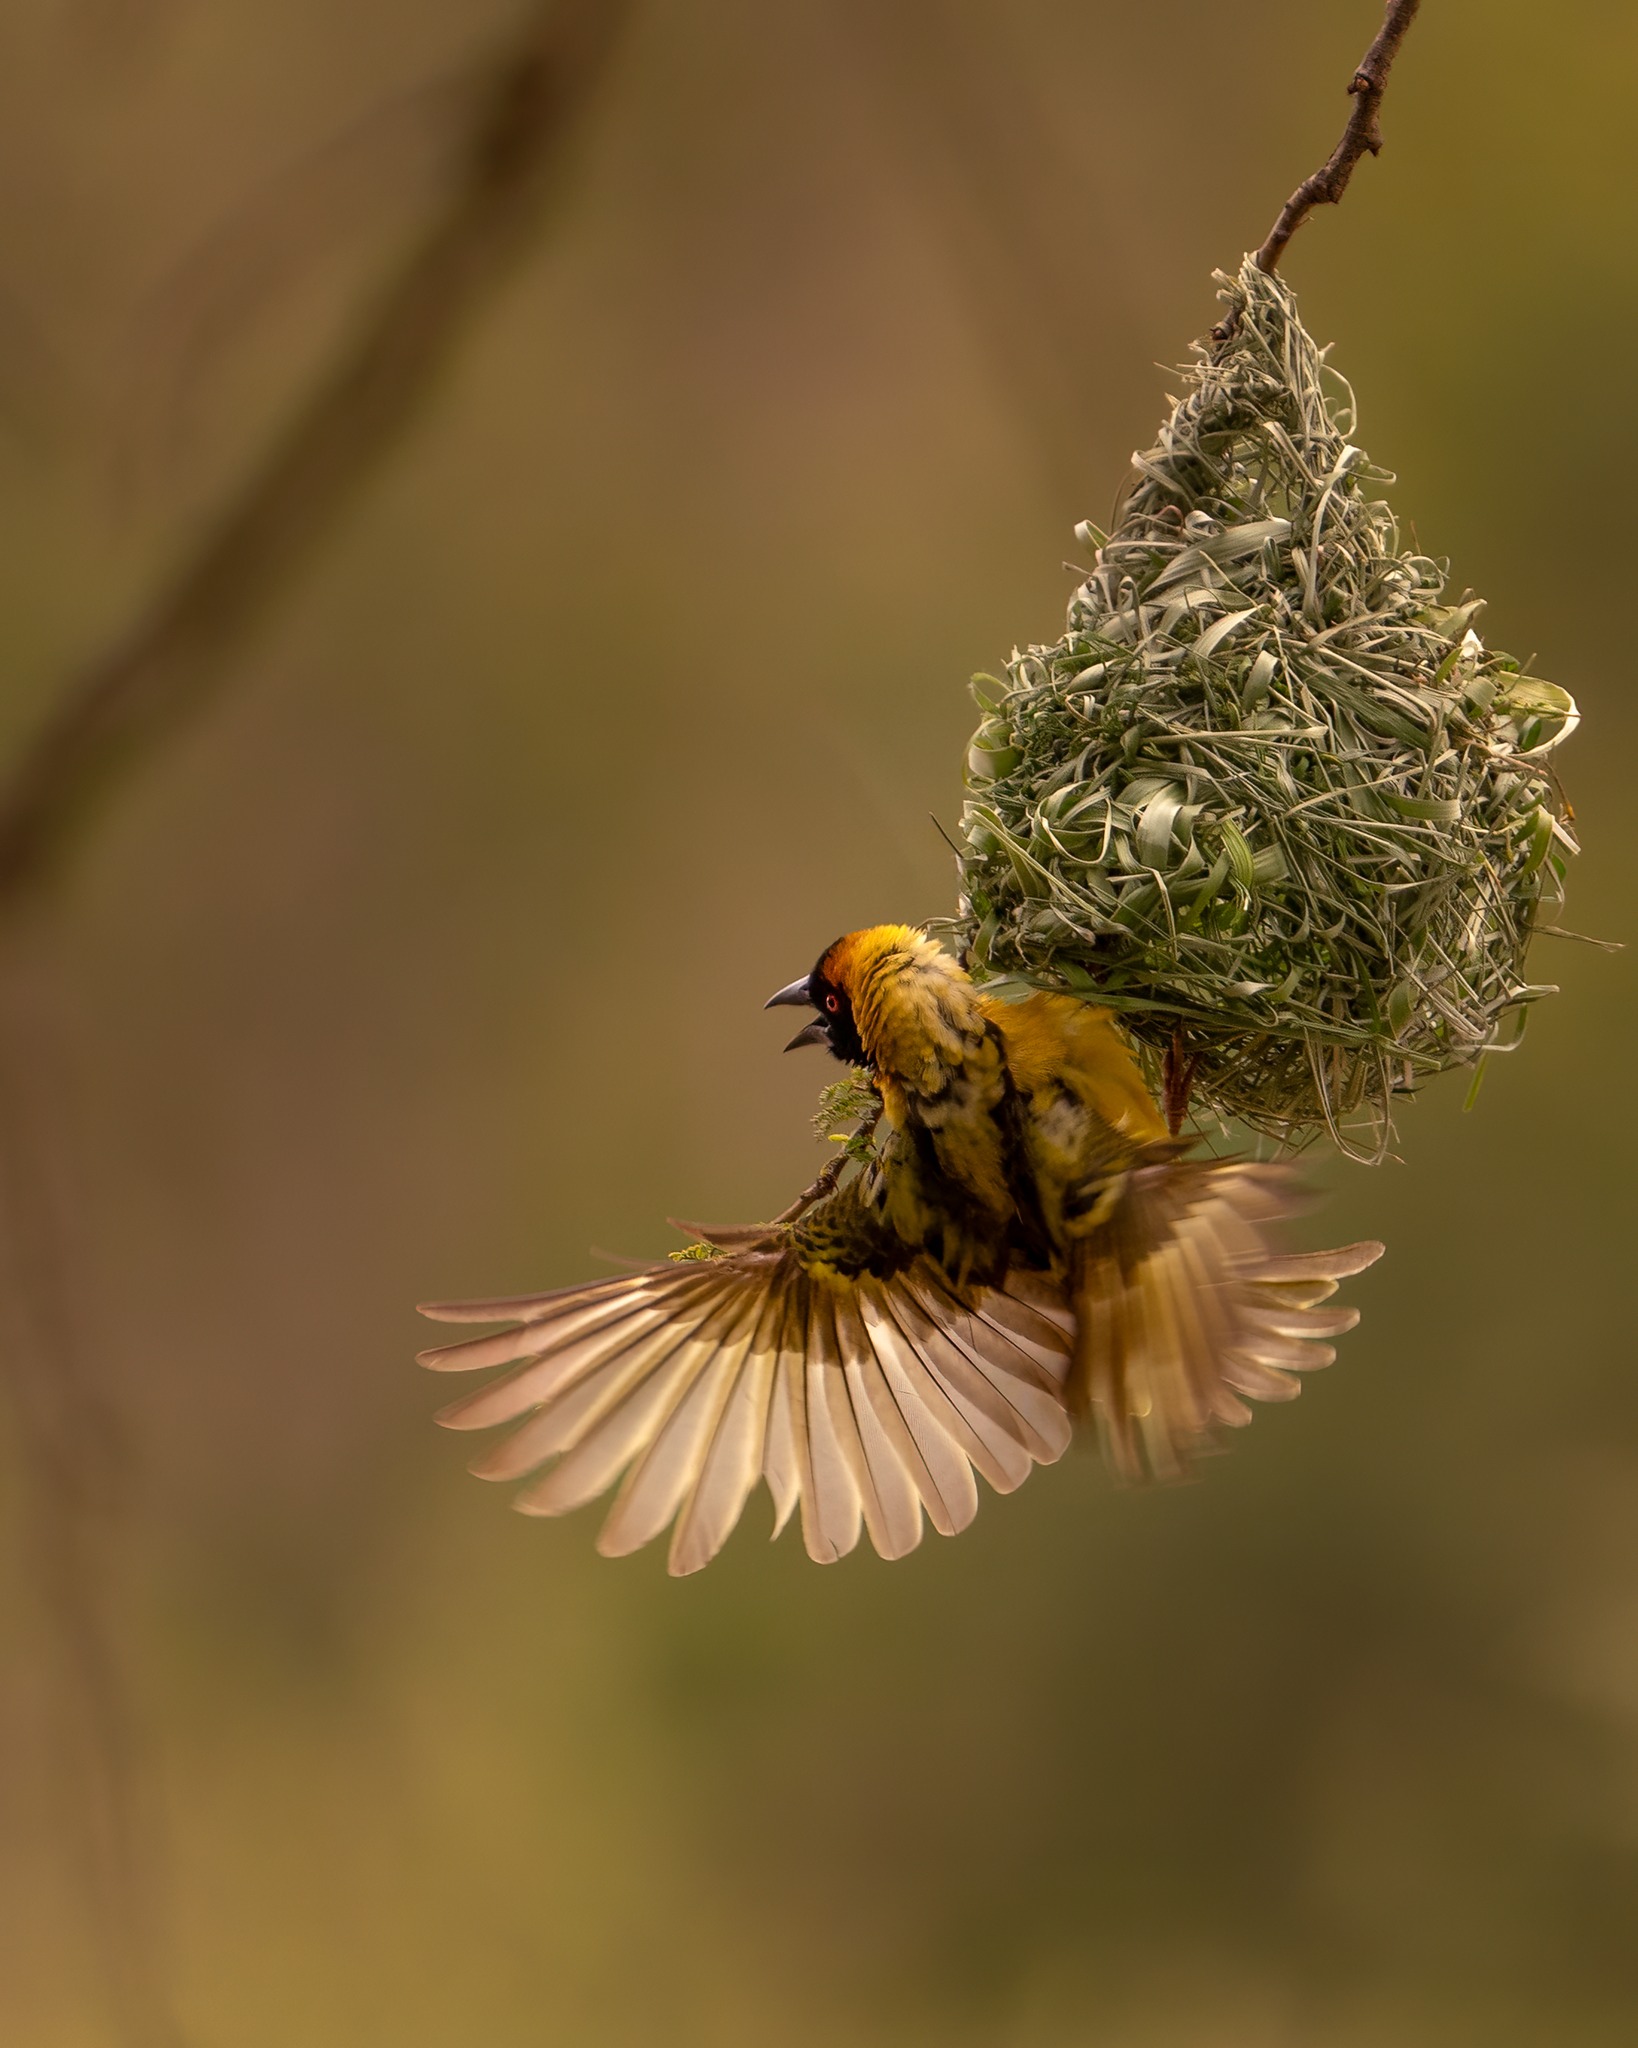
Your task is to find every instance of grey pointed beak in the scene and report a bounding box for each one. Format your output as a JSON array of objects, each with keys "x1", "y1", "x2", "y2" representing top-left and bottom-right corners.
[
  {"x1": 782, "y1": 1018, "x2": 829, "y2": 1052},
  {"x1": 764, "y1": 976, "x2": 813, "y2": 1010}
]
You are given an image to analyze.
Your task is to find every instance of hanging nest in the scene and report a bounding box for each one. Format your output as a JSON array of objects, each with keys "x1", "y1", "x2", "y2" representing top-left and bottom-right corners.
[{"x1": 951, "y1": 255, "x2": 1578, "y2": 1151}]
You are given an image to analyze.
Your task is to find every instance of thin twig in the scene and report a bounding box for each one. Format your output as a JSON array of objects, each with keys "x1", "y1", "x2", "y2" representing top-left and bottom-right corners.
[
  {"x1": 769, "y1": 1157, "x2": 848, "y2": 1226},
  {"x1": 770, "y1": 1101, "x2": 884, "y2": 1226},
  {"x1": 1254, "y1": 0, "x2": 1423, "y2": 274},
  {"x1": 1161, "y1": 1030, "x2": 1201, "y2": 1138},
  {"x1": 0, "y1": 0, "x2": 635, "y2": 904}
]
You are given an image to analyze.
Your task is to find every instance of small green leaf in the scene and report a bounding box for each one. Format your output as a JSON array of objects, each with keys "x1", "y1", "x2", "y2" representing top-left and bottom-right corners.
[
  {"x1": 1191, "y1": 607, "x2": 1261, "y2": 663},
  {"x1": 1135, "y1": 786, "x2": 1186, "y2": 868},
  {"x1": 1218, "y1": 820, "x2": 1257, "y2": 892},
  {"x1": 1243, "y1": 648, "x2": 1277, "y2": 710},
  {"x1": 1519, "y1": 805, "x2": 1554, "y2": 877},
  {"x1": 1383, "y1": 793, "x2": 1461, "y2": 824}
]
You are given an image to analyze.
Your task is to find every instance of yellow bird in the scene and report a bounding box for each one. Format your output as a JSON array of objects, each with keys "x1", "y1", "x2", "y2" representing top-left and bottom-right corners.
[{"x1": 419, "y1": 925, "x2": 1381, "y2": 1574}]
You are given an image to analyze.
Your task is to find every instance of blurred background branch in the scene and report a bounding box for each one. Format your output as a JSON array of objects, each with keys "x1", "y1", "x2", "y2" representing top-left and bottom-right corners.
[
  {"x1": 0, "y1": 927, "x2": 181, "y2": 2046},
  {"x1": 0, "y1": 3, "x2": 634, "y2": 2040},
  {"x1": 0, "y1": 0, "x2": 633, "y2": 903}
]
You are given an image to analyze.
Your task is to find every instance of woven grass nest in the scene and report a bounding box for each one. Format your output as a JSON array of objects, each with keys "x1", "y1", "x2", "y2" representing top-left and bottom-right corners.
[{"x1": 953, "y1": 255, "x2": 1578, "y2": 1152}]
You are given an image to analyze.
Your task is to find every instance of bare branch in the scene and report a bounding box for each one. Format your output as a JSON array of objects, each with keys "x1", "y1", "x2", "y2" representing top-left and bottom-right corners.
[
  {"x1": 1255, "y1": 0, "x2": 1422, "y2": 274},
  {"x1": 0, "y1": 0, "x2": 635, "y2": 905}
]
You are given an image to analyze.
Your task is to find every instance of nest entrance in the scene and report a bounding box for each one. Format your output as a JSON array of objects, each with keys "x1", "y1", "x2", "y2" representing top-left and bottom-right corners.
[{"x1": 953, "y1": 257, "x2": 1577, "y2": 1153}]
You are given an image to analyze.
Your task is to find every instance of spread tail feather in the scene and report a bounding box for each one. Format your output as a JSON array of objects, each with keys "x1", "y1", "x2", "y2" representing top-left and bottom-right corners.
[{"x1": 1068, "y1": 1158, "x2": 1383, "y2": 1481}]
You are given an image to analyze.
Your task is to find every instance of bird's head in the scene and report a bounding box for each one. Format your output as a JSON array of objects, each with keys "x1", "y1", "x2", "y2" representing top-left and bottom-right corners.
[{"x1": 764, "y1": 925, "x2": 938, "y2": 1067}]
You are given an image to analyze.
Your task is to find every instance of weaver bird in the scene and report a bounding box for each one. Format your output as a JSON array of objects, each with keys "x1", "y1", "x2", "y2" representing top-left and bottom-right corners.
[{"x1": 419, "y1": 925, "x2": 1381, "y2": 1574}]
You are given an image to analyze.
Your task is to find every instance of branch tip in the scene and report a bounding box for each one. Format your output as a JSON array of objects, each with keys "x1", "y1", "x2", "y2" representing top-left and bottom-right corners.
[{"x1": 1252, "y1": 0, "x2": 1422, "y2": 277}]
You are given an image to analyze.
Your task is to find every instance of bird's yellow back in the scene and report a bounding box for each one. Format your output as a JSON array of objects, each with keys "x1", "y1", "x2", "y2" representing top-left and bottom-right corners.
[
  {"x1": 818, "y1": 929, "x2": 1172, "y2": 1261},
  {"x1": 982, "y1": 992, "x2": 1169, "y2": 1146}
]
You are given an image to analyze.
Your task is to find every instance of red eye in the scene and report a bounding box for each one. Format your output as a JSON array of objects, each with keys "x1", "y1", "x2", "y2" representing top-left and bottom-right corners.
[{"x1": 825, "y1": 993, "x2": 840, "y2": 1013}]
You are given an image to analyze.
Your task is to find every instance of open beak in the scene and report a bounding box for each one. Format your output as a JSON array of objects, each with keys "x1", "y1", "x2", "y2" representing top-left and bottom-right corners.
[{"x1": 765, "y1": 975, "x2": 825, "y2": 1052}]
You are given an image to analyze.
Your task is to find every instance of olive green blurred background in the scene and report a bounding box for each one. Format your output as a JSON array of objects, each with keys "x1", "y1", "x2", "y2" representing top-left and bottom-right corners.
[{"x1": 0, "y1": 3, "x2": 1633, "y2": 2044}]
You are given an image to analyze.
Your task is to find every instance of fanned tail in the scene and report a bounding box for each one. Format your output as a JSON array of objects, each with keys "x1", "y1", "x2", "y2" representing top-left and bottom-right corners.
[{"x1": 1067, "y1": 1158, "x2": 1382, "y2": 1481}]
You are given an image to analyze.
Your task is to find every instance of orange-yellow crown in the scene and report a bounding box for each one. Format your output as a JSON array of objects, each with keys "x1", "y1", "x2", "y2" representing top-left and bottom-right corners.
[{"x1": 816, "y1": 925, "x2": 942, "y2": 996}]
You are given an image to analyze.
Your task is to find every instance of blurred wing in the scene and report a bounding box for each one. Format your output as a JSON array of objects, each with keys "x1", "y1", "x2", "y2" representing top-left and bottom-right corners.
[
  {"x1": 418, "y1": 1249, "x2": 1074, "y2": 1576},
  {"x1": 1069, "y1": 1160, "x2": 1382, "y2": 1481}
]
